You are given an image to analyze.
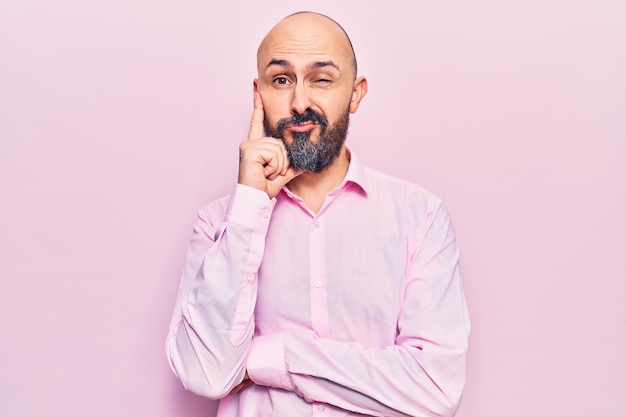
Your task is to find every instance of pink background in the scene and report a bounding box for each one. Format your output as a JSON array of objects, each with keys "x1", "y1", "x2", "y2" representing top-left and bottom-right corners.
[{"x1": 1, "y1": 1, "x2": 625, "y2": 416}]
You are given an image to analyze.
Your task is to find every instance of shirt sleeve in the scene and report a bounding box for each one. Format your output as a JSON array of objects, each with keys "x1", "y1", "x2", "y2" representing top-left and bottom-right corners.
[
  {"x1": 166, "y1": 184, "x2": 275, "y2": 399},
  {"x1": 246, "y1": 199, "x2": 470, "y2": 417}
]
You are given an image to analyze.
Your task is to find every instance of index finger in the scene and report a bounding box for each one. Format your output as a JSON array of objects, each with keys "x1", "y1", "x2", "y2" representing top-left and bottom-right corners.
[{"x1": 247, "y1": 92, "x2": 265, "y2": 140}]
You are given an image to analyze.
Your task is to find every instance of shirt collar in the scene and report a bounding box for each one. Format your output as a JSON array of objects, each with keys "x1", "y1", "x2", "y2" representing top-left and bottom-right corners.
[{"x1": 331, "y1": 146, "x2": 369, "y2": 196}]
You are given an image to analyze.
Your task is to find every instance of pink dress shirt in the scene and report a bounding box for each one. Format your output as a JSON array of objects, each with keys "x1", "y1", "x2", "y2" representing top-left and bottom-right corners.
[{"x1": 166, "y1": 151, "x2": 470, "y2": 416}]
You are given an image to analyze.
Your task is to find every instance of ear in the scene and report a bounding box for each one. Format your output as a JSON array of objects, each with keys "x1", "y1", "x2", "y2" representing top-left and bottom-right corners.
[
  {"x1": 349, "y1": 76, "x2": 368, "y2": 114},
  {"x1": 253, "y1": 79, "x2": 259, "y2": 93}
]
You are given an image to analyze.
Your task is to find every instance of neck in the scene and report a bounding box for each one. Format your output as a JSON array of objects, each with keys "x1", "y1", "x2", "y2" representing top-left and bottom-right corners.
[{"x1": 287, "y1": 147, "x2": 350, "y2": 213}]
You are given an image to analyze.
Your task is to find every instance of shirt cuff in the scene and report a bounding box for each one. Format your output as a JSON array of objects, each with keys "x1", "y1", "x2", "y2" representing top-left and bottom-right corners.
[
  {"x1": 224, "y1": 184, "x2": 276, "y2": 232},
  {"x1": 247, "y1": 332, "x2": 294, "y2": 391}
]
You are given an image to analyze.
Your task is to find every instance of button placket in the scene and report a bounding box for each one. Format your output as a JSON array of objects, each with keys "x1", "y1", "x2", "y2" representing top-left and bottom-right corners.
[{"x1": 309, "y1": 216, "x2": 329, "y2": 336}]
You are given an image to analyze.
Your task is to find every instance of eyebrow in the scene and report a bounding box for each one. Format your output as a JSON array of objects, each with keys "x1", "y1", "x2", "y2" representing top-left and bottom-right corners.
[{"x1": 266, "y1": 59, "x2": 340, "y2": 72}]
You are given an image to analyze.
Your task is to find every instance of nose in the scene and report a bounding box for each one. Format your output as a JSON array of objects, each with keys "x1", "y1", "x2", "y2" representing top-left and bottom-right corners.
[{"x1": 290, "y1": 83, "x2": 311, "y2": 116}]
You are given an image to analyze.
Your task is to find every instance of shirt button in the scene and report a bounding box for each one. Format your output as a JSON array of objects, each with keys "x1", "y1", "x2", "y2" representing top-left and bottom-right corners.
[
  {"x1": 261, "y1": 210, "x2": 269, "y2": 219},
  {"x1": 314, "y1": 280, "x2": 322, "y2": 288},
  {"x1": 317, "y1": 404, "x2": 325, "y2": 412},
  {"x1": 246, "y1": 273, "x2": 255, "y2": 282},
  {"x1": 313, "y1": 220, "x2": 320, "y2": 228}
]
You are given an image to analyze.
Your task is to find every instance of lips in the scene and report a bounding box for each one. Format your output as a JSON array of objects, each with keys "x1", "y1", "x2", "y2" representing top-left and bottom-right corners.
[{"x1": 287, "y1": 122, "x2": 317, "y2": 133}]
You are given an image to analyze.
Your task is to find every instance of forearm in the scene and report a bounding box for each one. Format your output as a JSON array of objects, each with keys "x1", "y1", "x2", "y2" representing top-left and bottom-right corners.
[
  {"x1": 166, "y1": 185, "x2": 275, "y2": 399},
  {"x1": 248, "y1": 327, "x2": 468, "y2": 417}
]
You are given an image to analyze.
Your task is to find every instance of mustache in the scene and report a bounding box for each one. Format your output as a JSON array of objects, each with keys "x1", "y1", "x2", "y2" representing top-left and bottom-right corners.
[{"x1": 275, "y1": 109, "x2": 329, "y2": 133}]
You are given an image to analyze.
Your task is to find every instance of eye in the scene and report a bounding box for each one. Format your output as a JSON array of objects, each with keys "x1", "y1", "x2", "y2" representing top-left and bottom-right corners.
[{"x1": 273, "y1": 77, "x2": 290, "y2": 86}]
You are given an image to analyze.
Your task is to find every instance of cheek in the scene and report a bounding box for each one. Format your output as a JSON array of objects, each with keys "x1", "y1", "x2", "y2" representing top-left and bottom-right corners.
[
  {"x1": 319, "y1": 87, "x2": 352, "y2": 112},
  {"x1": 321, "y1": 100, "x2": 350, "y2": 124},
  {"x1": 259, "y1": 95, "x2": 289, "y2": 125}
]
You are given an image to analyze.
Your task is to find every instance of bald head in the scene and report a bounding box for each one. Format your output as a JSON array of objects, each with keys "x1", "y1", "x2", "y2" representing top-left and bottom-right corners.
[{"x1": 257, "y1": 12, "x2": 358, "y2": 78}]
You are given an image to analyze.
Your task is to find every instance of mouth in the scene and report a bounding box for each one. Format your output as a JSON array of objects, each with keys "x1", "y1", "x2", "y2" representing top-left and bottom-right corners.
[{"x1": 286, "y1": 122, "x2": 317, "y2": 133}]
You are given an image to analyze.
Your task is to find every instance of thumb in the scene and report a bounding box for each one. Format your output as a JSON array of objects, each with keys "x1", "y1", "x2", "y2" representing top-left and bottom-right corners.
[{"x1": 267, "y1": 168, "x2": 302, "y2": 199}]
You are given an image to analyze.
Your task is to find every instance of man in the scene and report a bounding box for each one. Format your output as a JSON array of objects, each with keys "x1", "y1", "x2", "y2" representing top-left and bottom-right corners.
[{"x1": 167, "y1": 11, "x2": 470, "y2": 417}]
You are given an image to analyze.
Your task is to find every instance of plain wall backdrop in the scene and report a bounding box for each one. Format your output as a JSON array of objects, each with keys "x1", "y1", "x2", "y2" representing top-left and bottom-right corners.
[{"x1": 1, "y1": 0, "x2": 625, "y2": 416}]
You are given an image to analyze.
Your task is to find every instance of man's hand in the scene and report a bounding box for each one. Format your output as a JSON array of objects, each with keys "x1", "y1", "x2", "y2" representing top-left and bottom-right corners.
[
  {"x1": 228, "y1": 371, "x2": 253, "y2": 396},
  {"x1": 238, "y1": 92, "x2": 300, "y2": 199}
]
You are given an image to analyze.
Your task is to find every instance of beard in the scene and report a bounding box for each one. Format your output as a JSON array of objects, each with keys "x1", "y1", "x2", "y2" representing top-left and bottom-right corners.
[{"x1": 263, "y1": 107, "x2": 350, "y2": 173}]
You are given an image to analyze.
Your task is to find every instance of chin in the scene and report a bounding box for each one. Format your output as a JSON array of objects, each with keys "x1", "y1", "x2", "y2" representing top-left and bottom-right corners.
[{"x1": 289, "y1": 130, "x2": 320, "y2": 145}]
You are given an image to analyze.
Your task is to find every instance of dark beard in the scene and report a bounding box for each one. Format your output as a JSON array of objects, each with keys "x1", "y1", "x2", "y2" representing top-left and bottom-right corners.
[{"x1": 264, "y1": 108, "x2": 350, "y2": 173}]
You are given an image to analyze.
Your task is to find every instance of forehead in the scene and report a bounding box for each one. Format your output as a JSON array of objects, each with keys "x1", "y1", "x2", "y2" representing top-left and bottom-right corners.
[{"x1": 257, "y1": 14, "x2": 353, "y2": 73}]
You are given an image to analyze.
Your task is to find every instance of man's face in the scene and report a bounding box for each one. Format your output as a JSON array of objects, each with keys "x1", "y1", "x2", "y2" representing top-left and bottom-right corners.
[{"x1": 255, "y1": 14, "x2": 361, "y2": 173}]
